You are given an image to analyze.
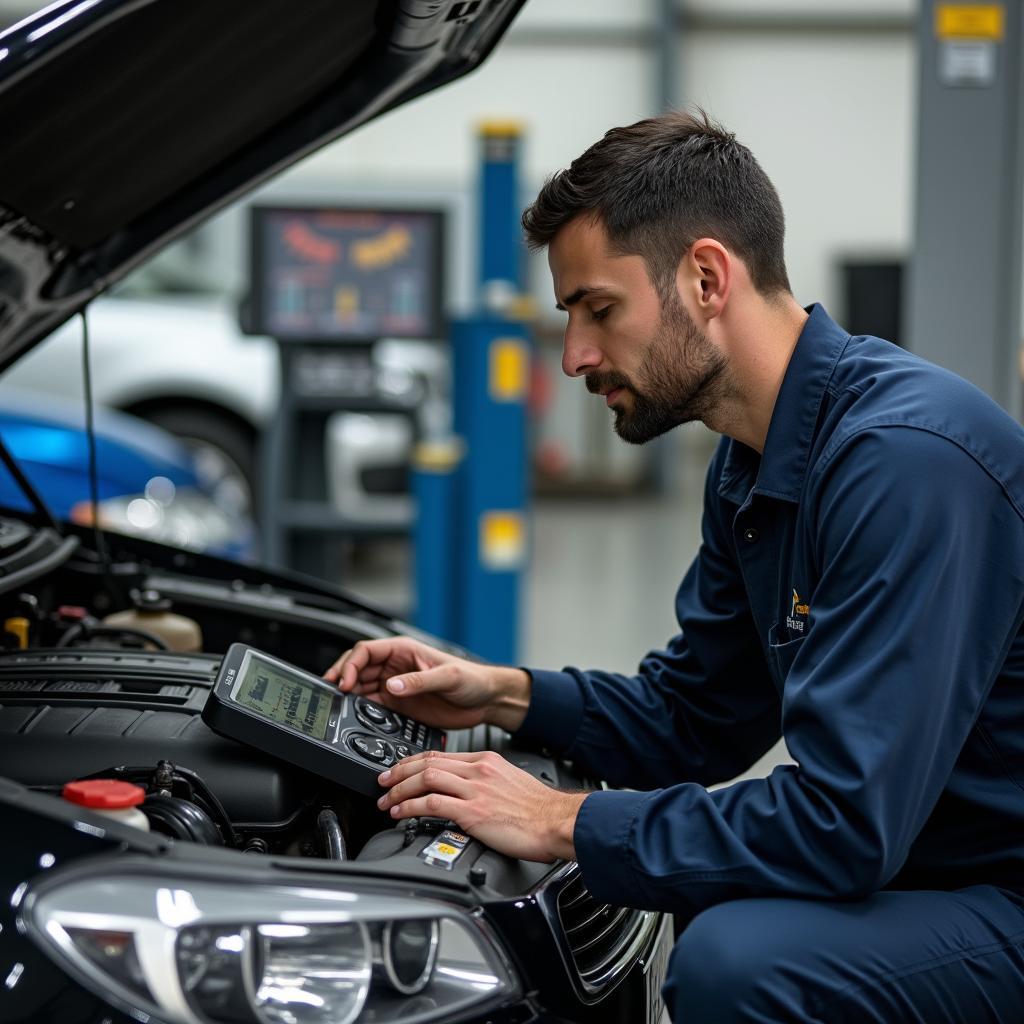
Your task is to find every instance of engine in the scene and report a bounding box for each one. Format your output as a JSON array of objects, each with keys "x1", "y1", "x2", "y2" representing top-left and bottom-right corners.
[
  {"x1": 0, "y1": 516, "x2": 579, "y2": 869},
  {"x1": 0, "y1": 646, "x2": 372, "y2": 855}
]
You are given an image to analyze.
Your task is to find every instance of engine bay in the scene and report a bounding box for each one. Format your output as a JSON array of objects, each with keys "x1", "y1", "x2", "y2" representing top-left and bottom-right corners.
[{"x1": 0, "y1": 514, "x2": 577, "y2": 886}]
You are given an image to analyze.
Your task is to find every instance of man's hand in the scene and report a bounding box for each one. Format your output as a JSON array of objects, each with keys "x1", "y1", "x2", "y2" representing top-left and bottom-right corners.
[
  {"x1": 376, "y1": 750, "x2": 588, "y2": 863},
  {"x1": 324, "y1": 637, "x2": 531, "y2": 732}
]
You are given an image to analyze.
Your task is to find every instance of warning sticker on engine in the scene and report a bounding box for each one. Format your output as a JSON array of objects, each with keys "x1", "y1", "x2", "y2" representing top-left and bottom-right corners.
[{"x1": 419, "y1": 830, "x2": 470, "y2": 870}]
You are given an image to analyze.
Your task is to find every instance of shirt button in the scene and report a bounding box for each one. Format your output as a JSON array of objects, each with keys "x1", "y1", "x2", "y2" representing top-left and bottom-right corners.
[{"x1": 743, "y1": 528, "x2": 759, "y2": 543}]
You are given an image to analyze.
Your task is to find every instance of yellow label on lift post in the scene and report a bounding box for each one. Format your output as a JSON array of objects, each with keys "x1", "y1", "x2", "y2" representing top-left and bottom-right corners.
[
  {"x1": 489, "y1": 338, "x2": 528, "y2": 402},
  {"x1": 936, "y1": 4, "x2": 1004, "y2": 40},
  {"x1": 480, "y1": 511, "x2": 526, "y2": 570}
]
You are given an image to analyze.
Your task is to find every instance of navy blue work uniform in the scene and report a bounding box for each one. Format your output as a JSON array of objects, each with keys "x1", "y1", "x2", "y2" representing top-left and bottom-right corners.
[{"x1": 516, "y1": 306, "x2": 1024, "y2": 1022}]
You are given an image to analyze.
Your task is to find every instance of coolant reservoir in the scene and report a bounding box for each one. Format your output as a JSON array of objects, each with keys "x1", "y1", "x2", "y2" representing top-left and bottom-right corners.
[
  {"x1": 103, "y1": 588, "x2": 202, "y2": 653},
  {"x1": 62, "y1": 779, "x2": 150, "y2": 831}
]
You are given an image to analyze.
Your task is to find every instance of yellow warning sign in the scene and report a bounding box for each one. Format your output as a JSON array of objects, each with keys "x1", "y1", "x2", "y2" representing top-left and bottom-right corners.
[
  {"x1": 489, "y1": 338, "x2": 529, "y2": 402},
  {"x1": 936, "y1": 4, "x2": 1004, "y2": 40},
  {"x1": 480, "y1": 511, "x2": 526, "y2": 570}
]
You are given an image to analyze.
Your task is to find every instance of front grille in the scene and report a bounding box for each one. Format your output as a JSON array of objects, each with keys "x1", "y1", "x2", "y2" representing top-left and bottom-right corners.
[{"x1": 556, "y1": 870, "x2": 649, "y2": 991}]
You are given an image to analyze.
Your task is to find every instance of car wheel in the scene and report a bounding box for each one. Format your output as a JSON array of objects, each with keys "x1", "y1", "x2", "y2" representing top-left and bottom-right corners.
[{"x1": 138, "y1": 406, "x2": 257, "y2": 522}]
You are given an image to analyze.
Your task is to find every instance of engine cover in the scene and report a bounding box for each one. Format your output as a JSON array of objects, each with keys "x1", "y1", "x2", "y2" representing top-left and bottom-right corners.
[{"x1": 0, "y1": 649, "x2": 325, "y2": 823}]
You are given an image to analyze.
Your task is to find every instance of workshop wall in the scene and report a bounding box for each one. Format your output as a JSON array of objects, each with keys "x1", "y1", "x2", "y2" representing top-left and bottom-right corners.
[
  {"x1": 283, "y1": 0, "x2": 918, "y2": 319},
  {"x1": 682, "y1": 27, "x2": 915, "y2": 317}
]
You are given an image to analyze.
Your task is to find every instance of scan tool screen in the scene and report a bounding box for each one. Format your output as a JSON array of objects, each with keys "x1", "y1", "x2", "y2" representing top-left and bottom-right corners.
[{"x1": 230, "y1": 652, "x2": 333, "y2": 741}]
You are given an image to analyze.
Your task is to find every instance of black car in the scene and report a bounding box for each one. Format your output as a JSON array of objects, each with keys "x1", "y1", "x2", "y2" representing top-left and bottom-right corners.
[{"x1": 0, "y1": 3, "x2": 672, "y2": 1023}]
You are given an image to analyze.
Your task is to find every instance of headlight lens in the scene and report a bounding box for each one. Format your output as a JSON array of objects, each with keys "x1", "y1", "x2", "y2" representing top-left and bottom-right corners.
[
  {"x1": 23, "y1": 870, "x2": 516, "y2": 1024},
  {"x1": 381, "y1": 918, "x2": 439, "y2": 995},
  {"x1": 254, "y1": 922, "x2": 371, "y2": 1024}
]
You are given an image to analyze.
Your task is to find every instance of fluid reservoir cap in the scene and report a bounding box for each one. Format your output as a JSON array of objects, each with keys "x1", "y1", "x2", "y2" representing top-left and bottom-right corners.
[
  {"x1": 132, "y1": 588, "x2": 171, "y2": 612},
  {"x1": 62, "y1": 779, "x2": 146, "y2": 809},
  {"x1": 56, "y1": 605, "x2": 89, "y2": 621}
]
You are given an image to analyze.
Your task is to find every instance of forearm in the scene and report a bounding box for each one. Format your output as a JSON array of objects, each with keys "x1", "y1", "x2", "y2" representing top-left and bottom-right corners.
[
  {"x1": 483, "y1": 666, "x2": 532, "y2": 732},
  {"x1": 548, "y1": 790, "x2": 588, "y2": 861},
  {"x1": 516, "y1": 664, "x2": 779, "y2": 790}
]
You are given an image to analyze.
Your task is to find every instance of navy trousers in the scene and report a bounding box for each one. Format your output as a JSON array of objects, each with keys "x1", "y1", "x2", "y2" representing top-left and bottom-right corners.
[{"x1": 663, "y1": 886, "x2": 1024, "y2": 1023}]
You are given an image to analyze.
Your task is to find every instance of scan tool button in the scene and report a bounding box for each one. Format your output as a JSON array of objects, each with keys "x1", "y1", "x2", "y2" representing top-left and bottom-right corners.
[
  {"x1": 357, "y1": 699, "x2": 387, "y2": 723},
  {"x1": 356, "y1": 699, "x2": 400, "y2": 734},
  {"x1": 349, "y1": 733, "x2": 393, "y2": 764}
]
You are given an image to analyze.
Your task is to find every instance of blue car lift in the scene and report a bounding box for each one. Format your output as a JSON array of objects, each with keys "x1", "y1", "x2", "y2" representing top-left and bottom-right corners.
[{"x1": 414, "y1": 122, "x2": 530, "y2": 664}]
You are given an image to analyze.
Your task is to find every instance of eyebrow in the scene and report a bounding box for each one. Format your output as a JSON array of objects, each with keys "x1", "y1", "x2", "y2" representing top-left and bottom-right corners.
[{"x1": 555, "y1": 285, "x2": 602, "y2": 312}]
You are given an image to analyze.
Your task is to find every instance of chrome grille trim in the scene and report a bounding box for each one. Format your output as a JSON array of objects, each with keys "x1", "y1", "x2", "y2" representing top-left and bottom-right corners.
[{"x1": 553, "y1": 864, "x2": 659, "y2": 995}]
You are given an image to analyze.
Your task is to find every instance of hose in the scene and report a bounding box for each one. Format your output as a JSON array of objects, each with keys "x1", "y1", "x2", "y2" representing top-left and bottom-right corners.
[{"x1": 317, "y1": 808, "x2": 347, "y2": 860}]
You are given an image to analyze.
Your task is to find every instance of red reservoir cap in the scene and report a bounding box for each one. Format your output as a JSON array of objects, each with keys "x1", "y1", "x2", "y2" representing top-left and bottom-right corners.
[
  {"x1": 56, "y1": 605, "x2": 89, "y2": 621},
  {"x1": 62, "y1": 779, "x2": 146, "y2": 809}
]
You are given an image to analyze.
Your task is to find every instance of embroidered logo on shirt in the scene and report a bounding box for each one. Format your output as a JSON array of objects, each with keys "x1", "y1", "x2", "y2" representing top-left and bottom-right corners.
[{"x1": 787, "y1": 588, "x2": 810, "y2": 633}]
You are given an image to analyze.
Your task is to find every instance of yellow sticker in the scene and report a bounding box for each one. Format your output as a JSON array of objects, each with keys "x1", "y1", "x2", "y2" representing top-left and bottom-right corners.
[
  {"x1": 936, "y1": 4, "x2": 1004, "y2": 40},
  {"x1": 480, "y1": 511, "x2": 526, "y2": 570},
  {"x1": 489, "y1": 338, "x2": 529, "y2": 402},
  {"x1": 419, "y1": 829, "x2": 470, "y2": 869}
]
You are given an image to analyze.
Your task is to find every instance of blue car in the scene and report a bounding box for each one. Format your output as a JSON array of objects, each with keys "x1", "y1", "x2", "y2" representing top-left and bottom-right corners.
[{"x1": 0, "y1": 390, "x2": 255, "y2": 561}]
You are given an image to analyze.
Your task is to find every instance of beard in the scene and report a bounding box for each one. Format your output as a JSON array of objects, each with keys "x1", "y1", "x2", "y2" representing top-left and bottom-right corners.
[{"x1": 585, "y1": 294, "x2": 730, "y2": 445}]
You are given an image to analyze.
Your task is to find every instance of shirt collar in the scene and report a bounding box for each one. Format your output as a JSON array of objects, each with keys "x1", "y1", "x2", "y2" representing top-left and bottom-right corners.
[{"x1": 718, "y1": 303, "x2": 849, "y2": 505}]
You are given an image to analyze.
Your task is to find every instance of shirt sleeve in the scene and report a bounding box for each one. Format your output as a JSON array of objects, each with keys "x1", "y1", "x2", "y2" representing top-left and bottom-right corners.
[
  {"x1": 572, "y1": 427, "x2": 1024, "y2": 920},
  {"x1": 514, "y1": 440, "x2": 781, "y2": 791}
]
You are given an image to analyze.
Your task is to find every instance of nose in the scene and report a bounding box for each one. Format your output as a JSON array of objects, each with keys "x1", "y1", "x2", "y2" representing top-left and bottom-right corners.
[{"x1": 561, "y1": 323, "x2": 603, "y2": 378}]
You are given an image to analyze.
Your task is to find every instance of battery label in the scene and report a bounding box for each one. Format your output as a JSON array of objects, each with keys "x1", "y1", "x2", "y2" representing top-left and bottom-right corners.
[{"x1": 419, "y1": 829, "x2": 470, "y2": 870}]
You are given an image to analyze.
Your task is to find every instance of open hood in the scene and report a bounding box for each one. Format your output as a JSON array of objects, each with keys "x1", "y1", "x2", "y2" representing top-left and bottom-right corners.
[{"x1": 0, "y1": 0, "x2": 526, "y2": 371}]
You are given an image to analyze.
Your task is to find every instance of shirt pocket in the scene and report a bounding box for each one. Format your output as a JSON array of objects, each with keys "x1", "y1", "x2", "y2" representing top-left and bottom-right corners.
[{"x1": 767, "y1": 621, "x2": 807, "y2": 686}]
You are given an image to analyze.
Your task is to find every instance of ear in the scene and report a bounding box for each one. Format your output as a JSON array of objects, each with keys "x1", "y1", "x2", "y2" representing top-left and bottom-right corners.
[{"x1": 676, "y1": 238, "x2": 731, "y2": 319}]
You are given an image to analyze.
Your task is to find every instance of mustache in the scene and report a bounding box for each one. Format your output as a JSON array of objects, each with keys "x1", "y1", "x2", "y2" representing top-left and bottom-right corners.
[{"x1": 585, "y1": 372, "x2": 633, "y2": 396}]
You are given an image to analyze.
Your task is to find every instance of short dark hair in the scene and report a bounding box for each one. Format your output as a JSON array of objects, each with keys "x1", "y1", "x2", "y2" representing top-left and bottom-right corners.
[{"x1": 522, "y1": 108, "x2": 791, "y2": 297}]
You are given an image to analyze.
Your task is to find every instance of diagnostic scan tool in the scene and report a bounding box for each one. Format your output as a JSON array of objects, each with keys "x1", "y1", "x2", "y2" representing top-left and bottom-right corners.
[{"x1": 203, "y1": 643, "x2": 445, "y2": 797}]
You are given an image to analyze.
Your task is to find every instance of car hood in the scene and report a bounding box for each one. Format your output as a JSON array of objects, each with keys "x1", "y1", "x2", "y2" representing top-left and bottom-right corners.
[{"x1": 0, "y1": 0, "x2": 526, "y2": 372}]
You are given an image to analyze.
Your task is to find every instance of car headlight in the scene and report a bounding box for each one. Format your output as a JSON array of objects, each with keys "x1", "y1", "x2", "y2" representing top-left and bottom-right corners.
[
  {"x1": 21, "y1": 868, "x2": 517, "y2": 1024},
  {"x1": 71, "y1": 476, "x2": 252, "y2": 553}
]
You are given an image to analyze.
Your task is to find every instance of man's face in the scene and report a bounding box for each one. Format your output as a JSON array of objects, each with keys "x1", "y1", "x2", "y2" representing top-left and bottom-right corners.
[{"x1": 548, "y1": 215, "x2": 728, "y2": 444}]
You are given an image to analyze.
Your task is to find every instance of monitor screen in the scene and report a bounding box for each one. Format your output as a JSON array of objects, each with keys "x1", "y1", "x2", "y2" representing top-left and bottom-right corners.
[
  {"x1": 230, "y1": 653, "x2": 333, "y2": 741},
  {"x1": 250, "y1": 207, "x2": 445, "y2": 341}
]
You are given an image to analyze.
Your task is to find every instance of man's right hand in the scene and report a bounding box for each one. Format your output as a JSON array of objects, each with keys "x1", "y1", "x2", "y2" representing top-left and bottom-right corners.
[{"x1": 323, "y1": 637, "x2": 532, "y2": 732}]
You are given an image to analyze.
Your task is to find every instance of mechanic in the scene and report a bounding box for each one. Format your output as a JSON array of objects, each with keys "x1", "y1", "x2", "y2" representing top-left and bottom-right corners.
[{"x1": 325, "y1": 110, "x2": 1024, "y2": 1022}]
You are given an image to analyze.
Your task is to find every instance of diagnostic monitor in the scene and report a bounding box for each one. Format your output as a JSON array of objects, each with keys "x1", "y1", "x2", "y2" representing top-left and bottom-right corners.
[
  {"x1": 248, "y1": 206, "x2": 445, "y2": 341},
  {"x1": 202, "y1": 644, "x2": 445, "y2": 797}
]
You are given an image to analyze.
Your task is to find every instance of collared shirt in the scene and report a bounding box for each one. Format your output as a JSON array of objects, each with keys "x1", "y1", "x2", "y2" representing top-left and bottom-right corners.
[{"x1": 516, "y1": 305, "x2": 1024, "y2": 919}]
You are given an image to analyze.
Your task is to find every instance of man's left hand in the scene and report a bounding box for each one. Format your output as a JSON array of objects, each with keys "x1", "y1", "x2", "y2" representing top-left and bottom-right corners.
[{"x1": 376, "y1": 750, "x2": 588, "y2": 863}]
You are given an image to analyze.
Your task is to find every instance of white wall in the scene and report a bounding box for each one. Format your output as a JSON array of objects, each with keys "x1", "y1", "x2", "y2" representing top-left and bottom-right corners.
[
  {"x1": 682, "y1": 28, "x2": 916, "y2": 311},
  {"x1": 285, "y1": 39, "x2": 653, "y2": 197},
  {"x1": 687, "y1": 0, "x2": 913, "y2": 15},
  {"x1": 274, "y1": 1, "x2": 917, "y2": 319}
]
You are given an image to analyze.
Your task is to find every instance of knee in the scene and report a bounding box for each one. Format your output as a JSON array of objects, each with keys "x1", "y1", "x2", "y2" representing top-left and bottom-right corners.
[{"x1": 662, "y1": 902, "x2": 786, "y2": 1024}]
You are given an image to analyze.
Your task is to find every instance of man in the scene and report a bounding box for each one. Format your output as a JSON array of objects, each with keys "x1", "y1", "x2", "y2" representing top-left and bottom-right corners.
[{"x1": 325, "y1": 110, "x2": 1024, "y2": 1022}]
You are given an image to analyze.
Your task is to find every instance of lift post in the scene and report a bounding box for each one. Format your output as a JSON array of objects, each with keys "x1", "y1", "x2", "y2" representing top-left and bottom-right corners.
[
  {"x1": 453, "y1": 121, "x2": 530, "y2": 664},
  {"x1": 906, "y1": 1, "x2": 1024, "y2": 419},
  {"x1": 414, "y1": 122, "x2": 530, "y2": 663}
]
